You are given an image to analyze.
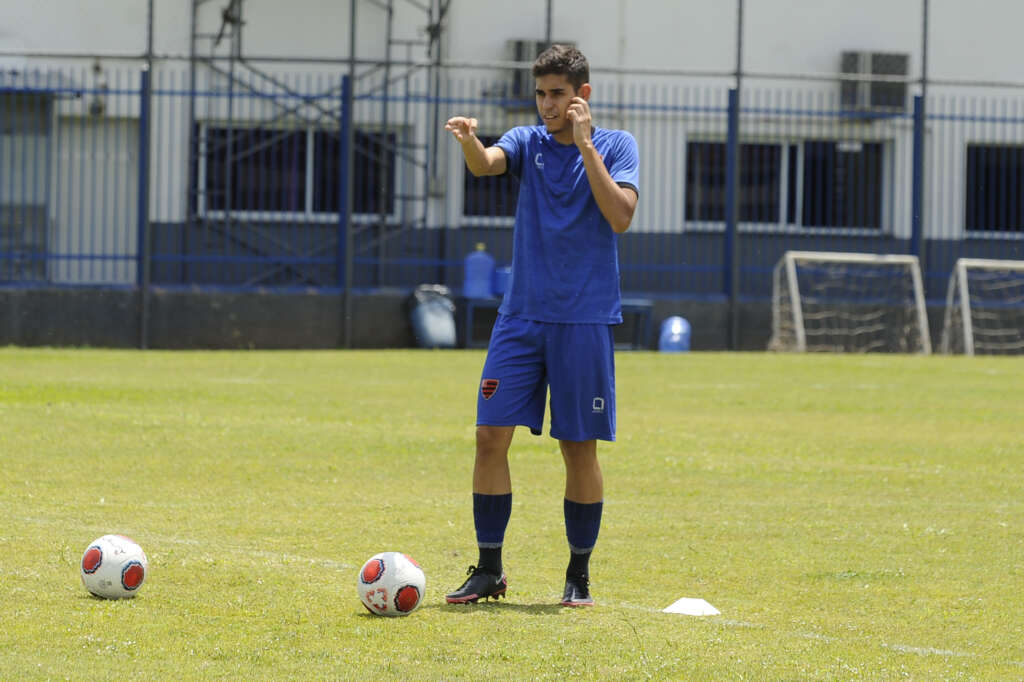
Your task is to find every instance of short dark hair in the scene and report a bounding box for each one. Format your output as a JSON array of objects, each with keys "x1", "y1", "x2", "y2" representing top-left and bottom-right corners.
[{"x1": 532, "y1": 44, "x2": 589, "y2": 91}]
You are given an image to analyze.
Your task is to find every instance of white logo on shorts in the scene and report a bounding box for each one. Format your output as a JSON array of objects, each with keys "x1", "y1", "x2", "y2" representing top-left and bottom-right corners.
[{"x1": 592, "y1": 397, "x2": 605, "y2": 414}]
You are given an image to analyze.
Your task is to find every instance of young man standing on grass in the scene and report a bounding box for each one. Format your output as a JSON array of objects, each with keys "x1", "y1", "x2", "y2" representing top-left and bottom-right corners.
[{"x1": 443, "y1": 44, "x2": 639, "y2": 607}]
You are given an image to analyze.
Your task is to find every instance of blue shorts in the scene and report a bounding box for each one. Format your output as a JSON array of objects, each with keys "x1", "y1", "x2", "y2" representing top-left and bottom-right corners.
[{"x1": 476, "y1": 314, "x2": 616, "y2": 442}]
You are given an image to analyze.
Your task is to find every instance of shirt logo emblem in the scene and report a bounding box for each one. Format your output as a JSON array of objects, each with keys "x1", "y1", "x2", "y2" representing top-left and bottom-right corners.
[{"x1": 534, "y1": 153, "x2": 544, "y2": 169}]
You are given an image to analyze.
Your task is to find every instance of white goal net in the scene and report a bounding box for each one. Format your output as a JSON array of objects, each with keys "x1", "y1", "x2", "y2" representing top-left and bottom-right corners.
[
  {"x1": 769, "y1": 251, "x2": 931, "y2": 354},
  {"x1": 939, "y1": 258, "x2": 1024, "y2": 355}
]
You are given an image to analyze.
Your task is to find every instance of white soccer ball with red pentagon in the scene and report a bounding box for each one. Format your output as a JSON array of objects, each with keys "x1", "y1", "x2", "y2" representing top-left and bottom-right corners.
[
  {"x1": 357, "y1": 551, "x2": 426, "y2": 616},
  {"x1": 80, "y1": 534, "x2": 148, "y2": 599}
]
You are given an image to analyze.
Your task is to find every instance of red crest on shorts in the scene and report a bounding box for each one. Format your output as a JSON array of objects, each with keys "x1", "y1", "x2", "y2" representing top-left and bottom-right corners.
[{"x1": 481, "y1": 379, "x2": 499, "y2": 400}]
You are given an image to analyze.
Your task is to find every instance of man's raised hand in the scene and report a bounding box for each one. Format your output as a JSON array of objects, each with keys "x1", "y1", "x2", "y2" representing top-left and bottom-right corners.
[
  {"x1": 566, "y1": 97, "x2": 592, "y2": 148},
  {"x1": 445, "y1": 116, "x2": 479, "y2": 143}
]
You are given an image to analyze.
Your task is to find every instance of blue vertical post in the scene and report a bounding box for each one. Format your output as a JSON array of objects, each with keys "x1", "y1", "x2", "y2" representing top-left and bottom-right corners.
[
  {"x1": 910, "y1": 94, "x2": 925, "y2": 258},
  {"x1": 342, "y1": 0, "x2": 358, "y2": 349},
  {"x1": 136, "y1": 67, "x2": 153, "y2": 349},
  {"x1": 724, "y1": 88, "x2": 740, "y2": 347},
  {"x1": 337, "y1": 74, "x2": 351, "y2": 289}
]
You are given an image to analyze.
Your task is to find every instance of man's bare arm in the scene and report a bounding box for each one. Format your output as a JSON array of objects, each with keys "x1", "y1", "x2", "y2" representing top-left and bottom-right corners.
[
  {"x1": 445, "y1": 116, "x2": 508, "y2": 176},
  {"x1": 578, "y1": 145, "x2": 638, "y2": 234},
  {"x1": 568, "y1": 97, "x2": 638, "y2": 233}
]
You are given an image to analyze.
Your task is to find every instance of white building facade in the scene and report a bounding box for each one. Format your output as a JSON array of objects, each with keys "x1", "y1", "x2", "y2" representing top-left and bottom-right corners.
[{"x1": 1, "y1": 1, "x2": 1021, "y2": 298}]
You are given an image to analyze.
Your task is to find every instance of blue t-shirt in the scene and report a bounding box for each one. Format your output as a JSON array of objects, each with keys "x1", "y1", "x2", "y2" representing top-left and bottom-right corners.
[{"x1": 495, "y1": 125, "x2": 639, "y2": 324}]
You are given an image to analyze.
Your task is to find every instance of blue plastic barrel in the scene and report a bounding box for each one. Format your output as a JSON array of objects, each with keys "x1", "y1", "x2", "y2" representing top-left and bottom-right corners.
[
  {"x1": 463, "y1": 243, "x2": 495, "y2": 299},
  {"x1": 658, "y1": 316, "x2": 691, "y2": 352},
  {"x1": 491, "y1": 265, "x2": 512, "y2": 297}
]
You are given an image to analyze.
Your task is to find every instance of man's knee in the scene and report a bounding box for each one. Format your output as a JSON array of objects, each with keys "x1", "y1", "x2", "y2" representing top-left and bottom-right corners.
[
  {"x1": 476, "y1": 425, "x2": 514, "y2": 458},
  {"x1": 560, "y1": 439, "x2": 597, "y2": 463}
]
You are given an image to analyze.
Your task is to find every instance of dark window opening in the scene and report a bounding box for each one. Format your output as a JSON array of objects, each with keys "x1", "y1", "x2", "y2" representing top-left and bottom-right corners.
[
  {"x1": 197, "y1": 125, "x2": 396, "y2": 216},
  {"x1": 204, "y1": 127, "x2": 307, "y2": 213},
  {"x1": 800, "y1": 140, "x2": 883, "y2": 229},
  {"x1": 685, "y1": 142, "x2": 782, "y2": 223},
  {"x1": 463, "y1": 135, "x2": 519, "y2": 217},
  {"x1": 965, "y1": 144, "x2": 1024, "y2": 232},
  {"x1": 314, "y1": 130, "x2": 396, "y2": 215}
]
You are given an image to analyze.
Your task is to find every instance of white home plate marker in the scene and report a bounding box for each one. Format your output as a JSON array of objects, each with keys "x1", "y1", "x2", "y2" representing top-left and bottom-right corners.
[{"x1": 662, "y1": 597, "x2": 720, "y2": 616}]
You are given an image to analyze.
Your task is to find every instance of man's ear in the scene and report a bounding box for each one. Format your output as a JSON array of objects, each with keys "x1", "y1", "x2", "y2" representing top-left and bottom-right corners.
[{"x1": 578, "y1": 83, "x2": 592, "y2": 100}]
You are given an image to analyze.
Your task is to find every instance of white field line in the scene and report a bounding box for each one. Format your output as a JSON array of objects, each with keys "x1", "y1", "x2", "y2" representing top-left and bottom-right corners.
[
  {"x1": 147, "y1": 534, "x2": 357, "y2": 571},
  {"x1": 17, "y1": 514, "x2": 1018, "y2": 667},
  {"x1": 10, "y1": 517, "x2": 357, "y2": 572},
  {"x1": 612, "y1": 599, "x2": 998, "y2": 663},
  {"x1": 883, "y1": 643, "x2": 974, "y2": 658}
]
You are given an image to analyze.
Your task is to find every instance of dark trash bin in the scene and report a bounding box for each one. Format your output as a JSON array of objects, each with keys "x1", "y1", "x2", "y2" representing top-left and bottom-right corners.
[{"x1": 407, "y1": 284, "x2": 457, "y2": 348}]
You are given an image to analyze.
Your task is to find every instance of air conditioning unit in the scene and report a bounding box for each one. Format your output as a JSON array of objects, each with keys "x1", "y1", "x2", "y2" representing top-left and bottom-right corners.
[
  {"x1": 505, "y1": 39, "x2": 576, "y2": 103},
  {"x1": 840, "y1": 51, "x2": 909, "y2": 114}
]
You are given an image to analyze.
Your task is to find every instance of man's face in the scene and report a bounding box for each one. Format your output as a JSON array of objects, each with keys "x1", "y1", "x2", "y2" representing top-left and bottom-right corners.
[{"x1": 535, "y1": 73, "x2": 578, "y2": 136}]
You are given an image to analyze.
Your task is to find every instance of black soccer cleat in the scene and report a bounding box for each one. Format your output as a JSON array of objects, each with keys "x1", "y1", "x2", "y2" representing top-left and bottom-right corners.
[
  {"x1": 560, "y1": 574, "x2": 594, "y2": 607},
  {"x1": 445, "y1": 565, "x2": 508, "y2": 604}
]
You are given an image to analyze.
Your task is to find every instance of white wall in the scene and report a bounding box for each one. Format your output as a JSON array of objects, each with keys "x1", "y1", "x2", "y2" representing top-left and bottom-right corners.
[
  {"x1": 442, "y1": 0, "x2": 1024, "y2": 84},
  {"x1": 3, "y1": 0, "x2": 1023, "y2": 84},
  {"x1": 49, "y1": 117, "x2": 139, "y2": 284},
  {"x1": 0, "y1": 1, "x2": 149, "y2": 54}
]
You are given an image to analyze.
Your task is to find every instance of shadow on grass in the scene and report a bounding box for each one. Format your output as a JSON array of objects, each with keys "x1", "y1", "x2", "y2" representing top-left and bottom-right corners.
[
  {"x1": 77, "y1": 593, "x2": 140, "y2": 602},
  {"x1": 422, "y1": 601, "x2": 567, "y2": 615}
]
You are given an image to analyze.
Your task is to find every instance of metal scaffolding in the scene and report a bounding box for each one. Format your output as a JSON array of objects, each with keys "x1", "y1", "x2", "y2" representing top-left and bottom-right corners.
[{"x1": 185, "y1": 0, "x2": 448, "y2": 296}]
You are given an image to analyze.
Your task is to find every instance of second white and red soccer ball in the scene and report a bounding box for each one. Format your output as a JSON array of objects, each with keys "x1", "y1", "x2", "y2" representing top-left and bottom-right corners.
[
  {"x1": 80, "y1": 534, "x2": 148, "y2": 599},
  {"x1": 357, "y1": 552, "x2": 426, "y2": 616}
]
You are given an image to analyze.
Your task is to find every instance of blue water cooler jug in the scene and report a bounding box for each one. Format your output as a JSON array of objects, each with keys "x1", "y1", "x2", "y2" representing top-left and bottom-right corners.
[
  {"x1": 463, "y1": 243, "x2": 495, "y2": 299},
  {"x1": 658, "y1": 316, "x2": 691, "y2": 352},
  {"x1": 491, "y1": 265, "x2": 512, "y2": 297}
]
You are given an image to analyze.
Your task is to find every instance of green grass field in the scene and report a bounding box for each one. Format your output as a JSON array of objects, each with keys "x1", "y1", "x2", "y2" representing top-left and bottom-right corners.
[{"x1": 1, "y1": 347, "x2": 1022, "y2": 680}]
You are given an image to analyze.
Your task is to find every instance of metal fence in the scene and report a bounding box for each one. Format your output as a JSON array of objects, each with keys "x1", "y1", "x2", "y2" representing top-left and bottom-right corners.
[{"x1": 2, "y1": 61, "x2": 1023, "y2": 307}]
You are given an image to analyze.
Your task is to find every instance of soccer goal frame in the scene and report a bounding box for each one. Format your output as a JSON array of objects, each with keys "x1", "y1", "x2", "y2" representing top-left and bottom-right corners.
[
  {"x1": 939, "y1": 257, "x2": 1024, "y2": 355},
  {"x1": 770, "y1": 251, "x2": 932, "y2": 354}
]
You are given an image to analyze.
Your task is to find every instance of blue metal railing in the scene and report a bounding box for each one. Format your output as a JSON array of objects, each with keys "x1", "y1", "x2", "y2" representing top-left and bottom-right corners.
[{"x1": 1, "y1": 65, "x2": 1022, "y2": 303}]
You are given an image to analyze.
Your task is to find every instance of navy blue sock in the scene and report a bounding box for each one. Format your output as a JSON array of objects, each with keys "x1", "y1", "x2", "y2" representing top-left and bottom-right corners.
[
  {"x1": 477, "y1": 546, "x2": 502, "y2": 575},
  {"x1": 567, "y1": 550, "x2": 591, "y2": 578},
  {"x1": 564, "y1": 498, "x2": 603, "y2": 577},
  {"x1": 473, "y1": 493, "x2": 512, "y2": 573}
]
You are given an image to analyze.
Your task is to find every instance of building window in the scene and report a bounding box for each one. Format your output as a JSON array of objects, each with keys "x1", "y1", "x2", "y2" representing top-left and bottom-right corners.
[
  {"x1": 965, "y1": 144, "x2": 1024, "y2": 233},
  {"x1": 686, "y1": 142, "x2": 785, "y2": 223},
  {"x1": 799, "y1": 140, "x2": 883, "y2": 229},
  {"x1": 686, "y1": 139, "x2": 884, "y2": 230},
  {"x1": 462, "y1": 135, "x2": 518, "y2": 218},
  {"x1": 204, "y1": 127, "x2": 307, "y2": 213},
  {"x1": 198, "y1": 125, "x2": 396, "y2": 217},
  {"x1": 313, "y1": 129, "x2": 396, "y2": 215}
]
